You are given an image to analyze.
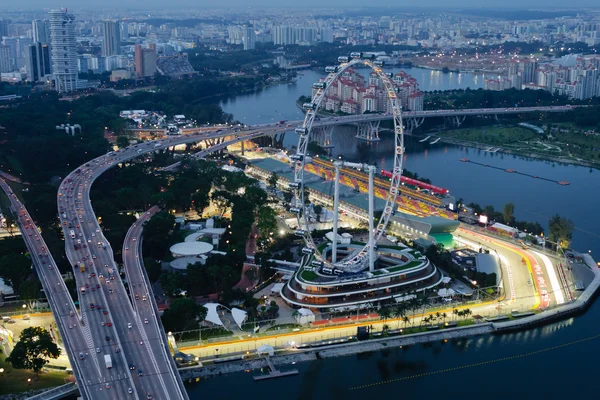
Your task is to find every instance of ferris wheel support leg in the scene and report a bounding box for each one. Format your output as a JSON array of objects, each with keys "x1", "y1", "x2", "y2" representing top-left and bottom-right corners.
[
  {"x1": 332, "y1": 161, "x2": 341, "y2": 264},
  {"x1": 368, "y1": 166, "x2": 375, "y2": 272}
]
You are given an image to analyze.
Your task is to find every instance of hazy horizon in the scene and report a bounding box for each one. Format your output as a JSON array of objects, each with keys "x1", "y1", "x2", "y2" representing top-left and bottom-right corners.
[{"x1": 2, "y1": 0, "x2": 600, "y2": 11}]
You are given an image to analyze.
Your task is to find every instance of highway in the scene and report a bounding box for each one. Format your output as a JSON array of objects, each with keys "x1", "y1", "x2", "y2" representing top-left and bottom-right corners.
[
  {"x1": 0, "y1": 179, "x2": 94, "y2": 399},
  {"x1": 121, "y1": 206, "x2": 185, "y2": 398},
  {"x1": 128, "y1": 105, "x2": 579, "y2": 135},
  {"x1": 54, "y1": 129, "x2": 269, "y2": 399}
]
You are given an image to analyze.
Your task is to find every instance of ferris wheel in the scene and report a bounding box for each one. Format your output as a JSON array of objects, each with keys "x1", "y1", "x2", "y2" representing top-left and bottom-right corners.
[{"x1": 289, "y1": 53, "x2": 405, "y2": 272}]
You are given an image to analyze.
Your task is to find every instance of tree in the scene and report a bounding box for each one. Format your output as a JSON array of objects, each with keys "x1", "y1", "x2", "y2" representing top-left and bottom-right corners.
[
  {"x1": 161, "y1": 298, "x2": 207, "y2": 333},
  {"x1": 256, "y1": 206, "x2": 278, "y2": 248},
  {"x1": 211, "y1": 190, "x2": 232, "y2": 217},
  {"x1": 4, "y1": 212, "x2": 16, "y2": 237},
  {"x1": 0, "y1": 253, "x2": 32, "y2": 290},
  {"x1": 143, "y1": 257, "x2": 162, "y2": 283},
  {"x1": 378, "y1": 306, "x2": 391, "y2": 322},
  {"x1": 393, "y1": 304, "x2": 406, "y2": 328},
  {"x1": 548, "y1": 214, "x2": 575, "y2": 249},
  {"x1": 116, "y1": 136, "x2": 130, "y2": 148},
  {"x1": 19, "y1": 280, "x2": 41, "y2": 309},
  {"x1": 267, "y1": 172, "x2": 279, "y2": 189},
  {"x1": 7, "y1": 326, "x2": 60, "y2": 377},
  {"x1": 503, "y1": 202, "x2": 515, "y2": 225}
]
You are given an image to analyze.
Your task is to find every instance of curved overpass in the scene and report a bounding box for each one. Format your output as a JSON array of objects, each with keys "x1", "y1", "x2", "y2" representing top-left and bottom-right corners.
[{"x1": 56, "y1": 128, "x2": 266, "y2": 399}]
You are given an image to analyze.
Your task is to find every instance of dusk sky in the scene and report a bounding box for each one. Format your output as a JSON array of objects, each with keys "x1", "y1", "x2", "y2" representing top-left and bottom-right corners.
[{"x1": 2, "y1": 0, "x2": 599, "y2": 10}]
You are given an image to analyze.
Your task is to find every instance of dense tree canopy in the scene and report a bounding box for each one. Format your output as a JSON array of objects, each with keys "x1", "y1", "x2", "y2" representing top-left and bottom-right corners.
[
  {"x1": 161, "y1": 298, "x2": 207, "y2": 333},
  {"x1": 7, "y1": 326, "x2": 61, "y2": 375},
  {"x1": 0, "y1": 253, "x2": 31, "y2": 291}
]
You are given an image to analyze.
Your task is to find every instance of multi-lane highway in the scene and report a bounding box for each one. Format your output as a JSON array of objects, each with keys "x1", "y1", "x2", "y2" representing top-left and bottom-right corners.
[
  {"x1": 128, "y1": 105, "x2": 579, "y2": 135},
  {"x1": 121, "y1": 206, "x2": 183, "y2": 383},
  {"x1": 58, "y1": 160, "x2": 187, "y2": 399},
  {"x1": 0, "y1": 179, "x2": 94, "y2": 399},
  {"x1": 54, "y1": 128, "x2": 270, "y2": 399}
]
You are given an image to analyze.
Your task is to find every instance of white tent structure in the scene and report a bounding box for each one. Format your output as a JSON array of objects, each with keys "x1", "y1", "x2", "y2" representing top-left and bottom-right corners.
[
  {"x1": 204, "y1": 303, "x2": 224, "y2": 326},
  {"x1": 437, "y1": 288, "x2": 457, "y2": 298},
  {"x1": 231, "y1": 308, "x2": 248, "y2": 330},
  {"x1": 203, "y1": 303, "x2": 247, "y2": 330},
  {"x1": 256, "y1": 344, "x2": 275, "y2": 356},
  {"x1": 294, "y1": 308, "x2": 315, "y2": 325}
]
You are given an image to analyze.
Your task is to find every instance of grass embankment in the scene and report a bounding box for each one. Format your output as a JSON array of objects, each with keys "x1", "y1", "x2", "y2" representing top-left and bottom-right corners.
[
  {"x1": 0, "y1": 353, "x2": 69, "y2": 396},
  {"x1": 437, "y1": 124, "x2": 600, "y2": 166}
]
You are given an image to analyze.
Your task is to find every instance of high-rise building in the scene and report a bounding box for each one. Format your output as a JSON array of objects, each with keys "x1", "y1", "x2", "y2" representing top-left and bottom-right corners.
[
  {"x1": 32, "y1": 20, "x2": 50, "y2": 44},
  {"x1": 101, "y1": 21, "x2": 121, "y2": 57},
  {"x1": 25, "y1": 42, "x2": 51, "y2": 81},
  {"x1": 49, "y1": 9, "x2": 78, "y2": 92},
  {"x1": 521, "y1": 59, "x2": 538, "y2": 84},
  {"x1": 0, "y1": 45, "x2": 12, "y2": 73},
  {"x1": 320, "y1": 28, "x2": 334, "y2": 43},
  {"x1": 273, "y1": 26, "x2": 293, "y2": 45},
  {"x1": 134, "y1": 44, "x2": 157, "y2": 78},
  {"x1": 0, "y1": 20, "x2": 9, "y2": 38},
  {"x1": 243, "y1": 27, "x2": 256, "y2": 50}
]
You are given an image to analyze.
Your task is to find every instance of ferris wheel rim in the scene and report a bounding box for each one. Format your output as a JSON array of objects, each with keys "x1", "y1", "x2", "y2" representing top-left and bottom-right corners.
[{"x1": 293, "y1": 57, "x2": 405, "y2": 272}]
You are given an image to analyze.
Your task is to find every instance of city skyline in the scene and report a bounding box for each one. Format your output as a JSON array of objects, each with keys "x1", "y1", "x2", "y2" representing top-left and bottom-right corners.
[{"x1": 3, "y1": 1, "x2": 600, "y2": 10}]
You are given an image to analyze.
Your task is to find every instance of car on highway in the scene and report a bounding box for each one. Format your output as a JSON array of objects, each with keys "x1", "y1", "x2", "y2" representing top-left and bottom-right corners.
[
  {"x1": 128, "y1": 388, "x2": 133, "y2": 394},
  {"x1": 96, "y1": 347, "x2": 101, "y2": 353},
  {"x1": 128, "y1": 322, "x2": 132, "y2": 329},
  {"x1": 79, "y1": 352, "x2": 85, "y2": 360},
  {"x1": 90, "y1": 303, "x2": 95, "y2": 309},
  {"x1": 129, "y1": 363, "x2": 135, "y2": 370},
  {"x1": 138, "y1": 369, "x2": 143, "y2": 376},
  {"x1": 144, "y1": 318, "x2": 148, "y2": 324},
  {"x1": 105, "y1": 336, "x2": 110, "y2": 341}
]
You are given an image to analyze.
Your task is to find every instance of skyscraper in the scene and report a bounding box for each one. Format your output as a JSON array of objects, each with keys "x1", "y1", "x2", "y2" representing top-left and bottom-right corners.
[
  {"x1": 32, "y1": 20, "x2": 50, "y2": 44},
  {"x1": 243, "y1": 27, "x2": 256, "y2": 50},
  {"x1": 49, "y1": 9, "x2": 78, "y2": 92},
  {"x1": 134, "y1": 44, "x2": 157, "y2": 78},
  {"x1": 25, "y1": 43, "x2": 51, "y2": 82},
  {"x1": 101, "y1": 21, "x2": 121, "y2": 57},
  {"x1": 0, "y1": 45, "x2": 12, "y2": 73},
  {"x1": 0, "y1": 20, "x2": 9, "y2": 38}
]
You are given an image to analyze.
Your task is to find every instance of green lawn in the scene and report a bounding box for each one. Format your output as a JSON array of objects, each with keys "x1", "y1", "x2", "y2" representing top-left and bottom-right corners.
[
  {"x1": 266, "y1": 323, "x2": 301, "y2": 332},
  {"x1": 301, "y1": 269, "x2": 317, "y2": 281},
  {"x1": 438, "y1": 126, "x2": 537, "y2": 145},
  {"x1": 387, "y1": 260, "x2": 423, "y2": 272},
  {"x1": 0, "y1": 353, "x2": 70, "y2": 396}
]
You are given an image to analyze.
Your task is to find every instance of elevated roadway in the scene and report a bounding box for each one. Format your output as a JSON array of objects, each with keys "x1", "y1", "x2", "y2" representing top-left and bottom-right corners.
[
  {"x1": 0, "y1": 179, "x2": 94, "y2": 399},
  {"x1": 121, "y1": 206, "x2": 185, "y2": 389},
  {"x1": 128, "y1": 105, "x2": 578, "y2": 135},
  {"x1": 56, "y1": 129, "x2": 267, "y2": 399}
]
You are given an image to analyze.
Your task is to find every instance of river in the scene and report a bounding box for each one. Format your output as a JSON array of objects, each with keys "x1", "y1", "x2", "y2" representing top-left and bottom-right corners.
[{"x1": 199, "y1": 67, "x2": 600, "y2": 399}]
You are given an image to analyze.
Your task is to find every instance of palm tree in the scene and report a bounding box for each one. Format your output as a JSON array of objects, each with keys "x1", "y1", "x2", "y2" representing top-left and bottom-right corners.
[
  {"x1": 378, "y1": 306, "x2": 391, "y2": 322},
  {"x1": 393, "y1": 304, "x2": 406, "y2": 328},
  {"x1": 402, "y1": 316, "x2": 410, "y2": 329},
  {"x1": 441, "y1": 312, "x2": 448, "y2": 325},
  {"x1": 453, "y1": 308, "x2": 459, "y2": 321},
  {"x1": 463, "y1": 308, "x2": 472, "y2": 320}
]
